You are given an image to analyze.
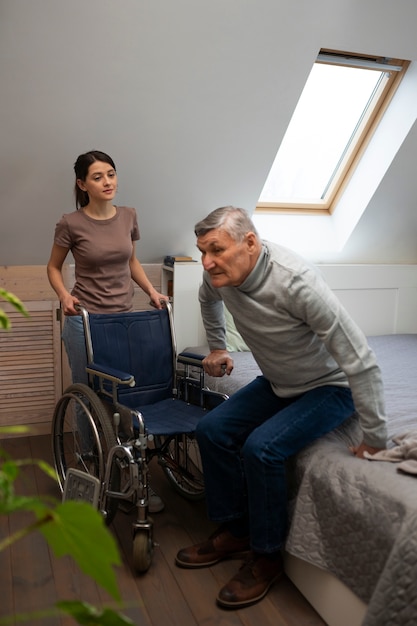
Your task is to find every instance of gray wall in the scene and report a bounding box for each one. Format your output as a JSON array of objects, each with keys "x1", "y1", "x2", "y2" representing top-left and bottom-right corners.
[{"x1": 2, "y1": 0, "x2": 417, "y2": 266}]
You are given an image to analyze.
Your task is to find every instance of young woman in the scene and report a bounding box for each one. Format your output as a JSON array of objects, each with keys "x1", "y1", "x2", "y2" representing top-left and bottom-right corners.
[{"x1": 47, "y1": 150, "x2": 168, "y2": 512}]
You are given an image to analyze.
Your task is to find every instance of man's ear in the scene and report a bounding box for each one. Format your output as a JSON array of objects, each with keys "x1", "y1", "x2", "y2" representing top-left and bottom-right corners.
[{"x1": 246, "y1": 231, "x2": 259, "y2": 254}]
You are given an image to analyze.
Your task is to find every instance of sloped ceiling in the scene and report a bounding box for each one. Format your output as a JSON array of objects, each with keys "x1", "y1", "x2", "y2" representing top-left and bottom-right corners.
[
  {"x1": 1, "y1": 0, "x2": 417, "y2": 265},
  {"x1": 323, "y1": 117, "x2": 417, "y2": 263}
]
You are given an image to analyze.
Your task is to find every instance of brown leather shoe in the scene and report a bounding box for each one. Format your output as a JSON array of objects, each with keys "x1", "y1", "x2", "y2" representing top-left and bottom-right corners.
[
  {"x1": 216, "y1": 551, "x2": 283, "y2": 608},
  {"x1": 175, "y1": 526, "x2": 250, "y2": 569}
]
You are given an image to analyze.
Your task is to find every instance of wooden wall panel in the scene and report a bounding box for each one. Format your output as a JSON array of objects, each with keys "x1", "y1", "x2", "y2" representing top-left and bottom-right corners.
[
  {"x1": 0, "y1": 300, "x2": 61, "y2": 435},
  {"x1": 0, "y1": 265, "x2": 56, "y2": 301}
]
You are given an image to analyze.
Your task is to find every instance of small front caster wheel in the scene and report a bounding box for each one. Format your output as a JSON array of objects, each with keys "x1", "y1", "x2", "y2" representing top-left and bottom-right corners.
[{"x1": 133, "y1": 530, "x2": 153, "y2": 573}]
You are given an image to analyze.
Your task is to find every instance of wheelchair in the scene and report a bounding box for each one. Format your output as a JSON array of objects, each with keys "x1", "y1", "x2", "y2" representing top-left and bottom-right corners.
[{"x1": 51, "y1": 302, "x2": 226, "y2": 573}]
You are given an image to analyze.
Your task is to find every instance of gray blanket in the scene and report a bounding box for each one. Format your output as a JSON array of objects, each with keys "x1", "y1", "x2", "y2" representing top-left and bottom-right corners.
[{"x1": 191, "y1": 334, "x2": 417, "y2": 626}]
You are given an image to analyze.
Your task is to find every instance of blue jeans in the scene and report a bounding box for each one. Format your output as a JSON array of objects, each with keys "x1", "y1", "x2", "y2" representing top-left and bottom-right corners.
[
  {"x1": 61, "y1": 315, "x2": 92, "y2": 449},
  {"x1": 62, "y1": 315, "x2": 88, "y2": 386},
  {"x1": 196, "y1": 375, "x2": 355, "y2": 553}
]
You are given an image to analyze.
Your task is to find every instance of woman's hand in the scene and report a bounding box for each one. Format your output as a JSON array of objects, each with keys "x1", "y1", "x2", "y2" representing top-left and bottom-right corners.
[
  {"x1": 149, "y1": 289, "x2": 170, "y2": 310},
  {"x1": 61, "y1": 293, "x2": 80, "y2": 316}
]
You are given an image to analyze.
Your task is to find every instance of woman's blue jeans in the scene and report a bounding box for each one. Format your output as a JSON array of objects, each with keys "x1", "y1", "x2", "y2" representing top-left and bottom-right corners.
[
  {"x1": 61, "y1": 315, "x2": 88, "y2": 385},
  {"x1": 196, "y1": 375, "x2": 355, "y2": 553},
  {"x1": 61, "y1": 315, "x2": 91, "y2": 449}
]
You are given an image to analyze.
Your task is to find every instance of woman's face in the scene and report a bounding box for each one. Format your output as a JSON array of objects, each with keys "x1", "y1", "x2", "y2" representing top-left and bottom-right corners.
[{"x1": 77, "y1": 160, "x2": 118, "y2": 203}]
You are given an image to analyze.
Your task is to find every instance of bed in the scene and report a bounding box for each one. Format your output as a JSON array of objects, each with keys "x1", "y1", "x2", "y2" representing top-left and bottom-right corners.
[{"x1": 181, "y1": 265, "x2": 417, "y2": 626}]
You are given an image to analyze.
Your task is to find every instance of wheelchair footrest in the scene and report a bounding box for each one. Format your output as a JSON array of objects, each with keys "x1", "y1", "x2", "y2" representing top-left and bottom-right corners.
[{"x1": 63, "y1": 468, "x2": 101, "y2": 508}]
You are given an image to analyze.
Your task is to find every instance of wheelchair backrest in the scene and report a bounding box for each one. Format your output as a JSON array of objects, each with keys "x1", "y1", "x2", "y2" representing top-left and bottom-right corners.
[{"x1": 86, "y1": 307, "x2": 175, "y2": 408}]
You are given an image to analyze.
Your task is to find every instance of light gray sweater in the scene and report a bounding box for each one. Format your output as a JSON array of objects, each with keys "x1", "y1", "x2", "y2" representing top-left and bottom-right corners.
[{"x1": 199, "y1": 241, "x2": 387, "y2": 448}]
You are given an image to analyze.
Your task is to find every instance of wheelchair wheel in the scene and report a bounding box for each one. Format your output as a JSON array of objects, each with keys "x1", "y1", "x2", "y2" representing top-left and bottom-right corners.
[
  {"x1": 52, "y1": 383, "x2": 120, "y2": 524},
  {"x1": 155, "y1": 433, "x2": 205, "y2": 500},
  {"x1": 133, "y1": 530, "x2": 153, "y2": 573}
]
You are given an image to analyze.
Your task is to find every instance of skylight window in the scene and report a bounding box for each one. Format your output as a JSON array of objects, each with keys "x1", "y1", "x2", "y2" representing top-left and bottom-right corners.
[{"x1": 257, "y1": 50, "x2": 409, "y2": 214}]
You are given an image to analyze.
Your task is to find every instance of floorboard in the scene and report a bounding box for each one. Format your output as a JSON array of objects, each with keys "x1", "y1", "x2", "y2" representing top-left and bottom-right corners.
[
  {"x1": 0, "y1": 436, "x2": 327, "y2": 626},
  {"x1": 0, "y1": 510, "x2": 13, "y2": 622}
]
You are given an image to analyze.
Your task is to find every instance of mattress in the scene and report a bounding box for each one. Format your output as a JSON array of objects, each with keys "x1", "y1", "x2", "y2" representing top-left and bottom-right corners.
[{"x1": 185, "y1": 335, "x2": 417, "y2": 626}]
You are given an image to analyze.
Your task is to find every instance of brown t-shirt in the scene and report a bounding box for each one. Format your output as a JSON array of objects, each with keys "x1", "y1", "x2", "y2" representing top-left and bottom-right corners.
[{"x1": 54, "y1": 206, "x2": 140, "y2": 313}]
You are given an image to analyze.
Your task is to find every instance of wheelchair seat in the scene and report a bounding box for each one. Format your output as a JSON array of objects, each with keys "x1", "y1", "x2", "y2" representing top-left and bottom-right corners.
[{"x1": 51, "y1": 303, "x2": 226, "y2": 573}]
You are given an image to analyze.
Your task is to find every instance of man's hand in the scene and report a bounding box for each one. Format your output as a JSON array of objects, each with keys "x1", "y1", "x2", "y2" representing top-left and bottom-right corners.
[
  {"x1": 349, "y1": 441, "x2": 385, "y2": 459},
  {"x1": 202, "y1": 349, "x2": 234, "y2": 377}
]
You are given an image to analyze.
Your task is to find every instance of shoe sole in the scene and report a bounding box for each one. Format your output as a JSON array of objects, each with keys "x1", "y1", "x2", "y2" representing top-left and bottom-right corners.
[
  {"x1": 175, "y1": 549, "x2": 250, "y2": 569},
  {"x1": 215, "y1": 572, "x2": 283, "y2": 609}
]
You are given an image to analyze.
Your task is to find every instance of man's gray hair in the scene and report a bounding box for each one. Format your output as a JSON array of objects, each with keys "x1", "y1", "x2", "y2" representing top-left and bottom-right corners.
[{"x1": 194, "y1": 206, "x2": 260, "y2": 243}]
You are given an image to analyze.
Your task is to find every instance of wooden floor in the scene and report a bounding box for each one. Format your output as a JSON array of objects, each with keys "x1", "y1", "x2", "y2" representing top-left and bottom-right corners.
[{"x1": 0, "y1": 435, "x2": 327, "y2": 626}]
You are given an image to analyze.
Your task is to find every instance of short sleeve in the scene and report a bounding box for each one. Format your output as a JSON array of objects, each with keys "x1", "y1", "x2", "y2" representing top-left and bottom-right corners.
[
  {"x1": 54, "y1": 215, "x2": 72, "y2": 249},
  {"x1": 131, "y1": 209, "x2": 140, "y2": 241}
]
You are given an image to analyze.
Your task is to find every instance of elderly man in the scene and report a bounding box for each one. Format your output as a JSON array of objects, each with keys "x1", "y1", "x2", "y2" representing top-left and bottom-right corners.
[{"x1": 175, "y1": 206, "x2": 386, "y2": 609}]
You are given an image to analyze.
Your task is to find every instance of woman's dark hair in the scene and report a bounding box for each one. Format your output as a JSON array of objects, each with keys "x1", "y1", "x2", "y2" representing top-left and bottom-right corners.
[{"x1": 74, "y1": 150, "x2": 116, "y2": 209}]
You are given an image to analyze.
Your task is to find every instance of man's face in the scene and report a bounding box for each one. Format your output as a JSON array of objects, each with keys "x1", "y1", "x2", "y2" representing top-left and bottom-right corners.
[{"x1": 197, "y1": 228, "x2": 259, "y2": 288}]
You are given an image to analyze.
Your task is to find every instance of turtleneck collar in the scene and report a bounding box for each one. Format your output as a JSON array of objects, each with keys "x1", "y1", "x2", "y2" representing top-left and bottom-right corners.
[{"x1": 236, "y1": 242, "x2": 270, "y2": 293}]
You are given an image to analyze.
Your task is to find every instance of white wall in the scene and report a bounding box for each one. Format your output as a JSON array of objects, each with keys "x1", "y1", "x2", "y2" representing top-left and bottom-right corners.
[{"x1": 2, "y1": 0, "x2": 417, "y2": 266}]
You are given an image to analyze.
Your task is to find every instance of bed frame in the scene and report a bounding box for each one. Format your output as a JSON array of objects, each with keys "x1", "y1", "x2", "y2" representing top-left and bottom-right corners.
[{"x1": 284, "y1": 553, "x2": 367, "y2": 626}]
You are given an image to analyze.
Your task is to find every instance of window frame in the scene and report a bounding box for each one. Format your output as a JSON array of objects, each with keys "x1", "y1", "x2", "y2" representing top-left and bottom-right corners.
[{"x1": 256, "y1": 49, "x2": 410, "y2": 215}]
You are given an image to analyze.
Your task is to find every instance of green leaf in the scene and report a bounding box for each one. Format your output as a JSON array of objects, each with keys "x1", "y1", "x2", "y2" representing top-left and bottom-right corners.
[
  {"x1": 0, "y1": 289, "x2": 29, "y2": 330},
  {"x1": 0, "y1": 289, "x2": 29, "y2": 316},
  {"x1": 39, "y1": 501, "x2": 121, "y2": 600},
  {"x1": 0, "y1": 455, "x2": 58, "y2": 516},
  {"x1": 0, "y1": 606, "x2": 61, "y2": 625},
  {"x1": 0, "y1": 494, "x2": 44, "y2": 516},
  {"x1": 0, "y1": 601, "x2": 134, "y2": 625},
  {"x1": 0, "y1": 309, "x2": 10, "y2": 330},
  {"x1": 0, "y1": 425, "x2": 29, "y2": 435},
  {"x1": 57, "y1": 601, "x2": 134, "y2": 625},
  {"x1": 1, "y1": 460, "x2": 19, "y2": 481},
  {"x1": 31, "y1": 458, "x2": 58, "y2": 482}
]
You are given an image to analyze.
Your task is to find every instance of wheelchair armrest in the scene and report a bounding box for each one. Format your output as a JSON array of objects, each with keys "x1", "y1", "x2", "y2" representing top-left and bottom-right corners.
[
  {"x1": 86, "y1": 362, "x2": 135, "y2": 387},
  {"x1": 178, "y1": 351, "x2": 206, "y2": 368}
]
